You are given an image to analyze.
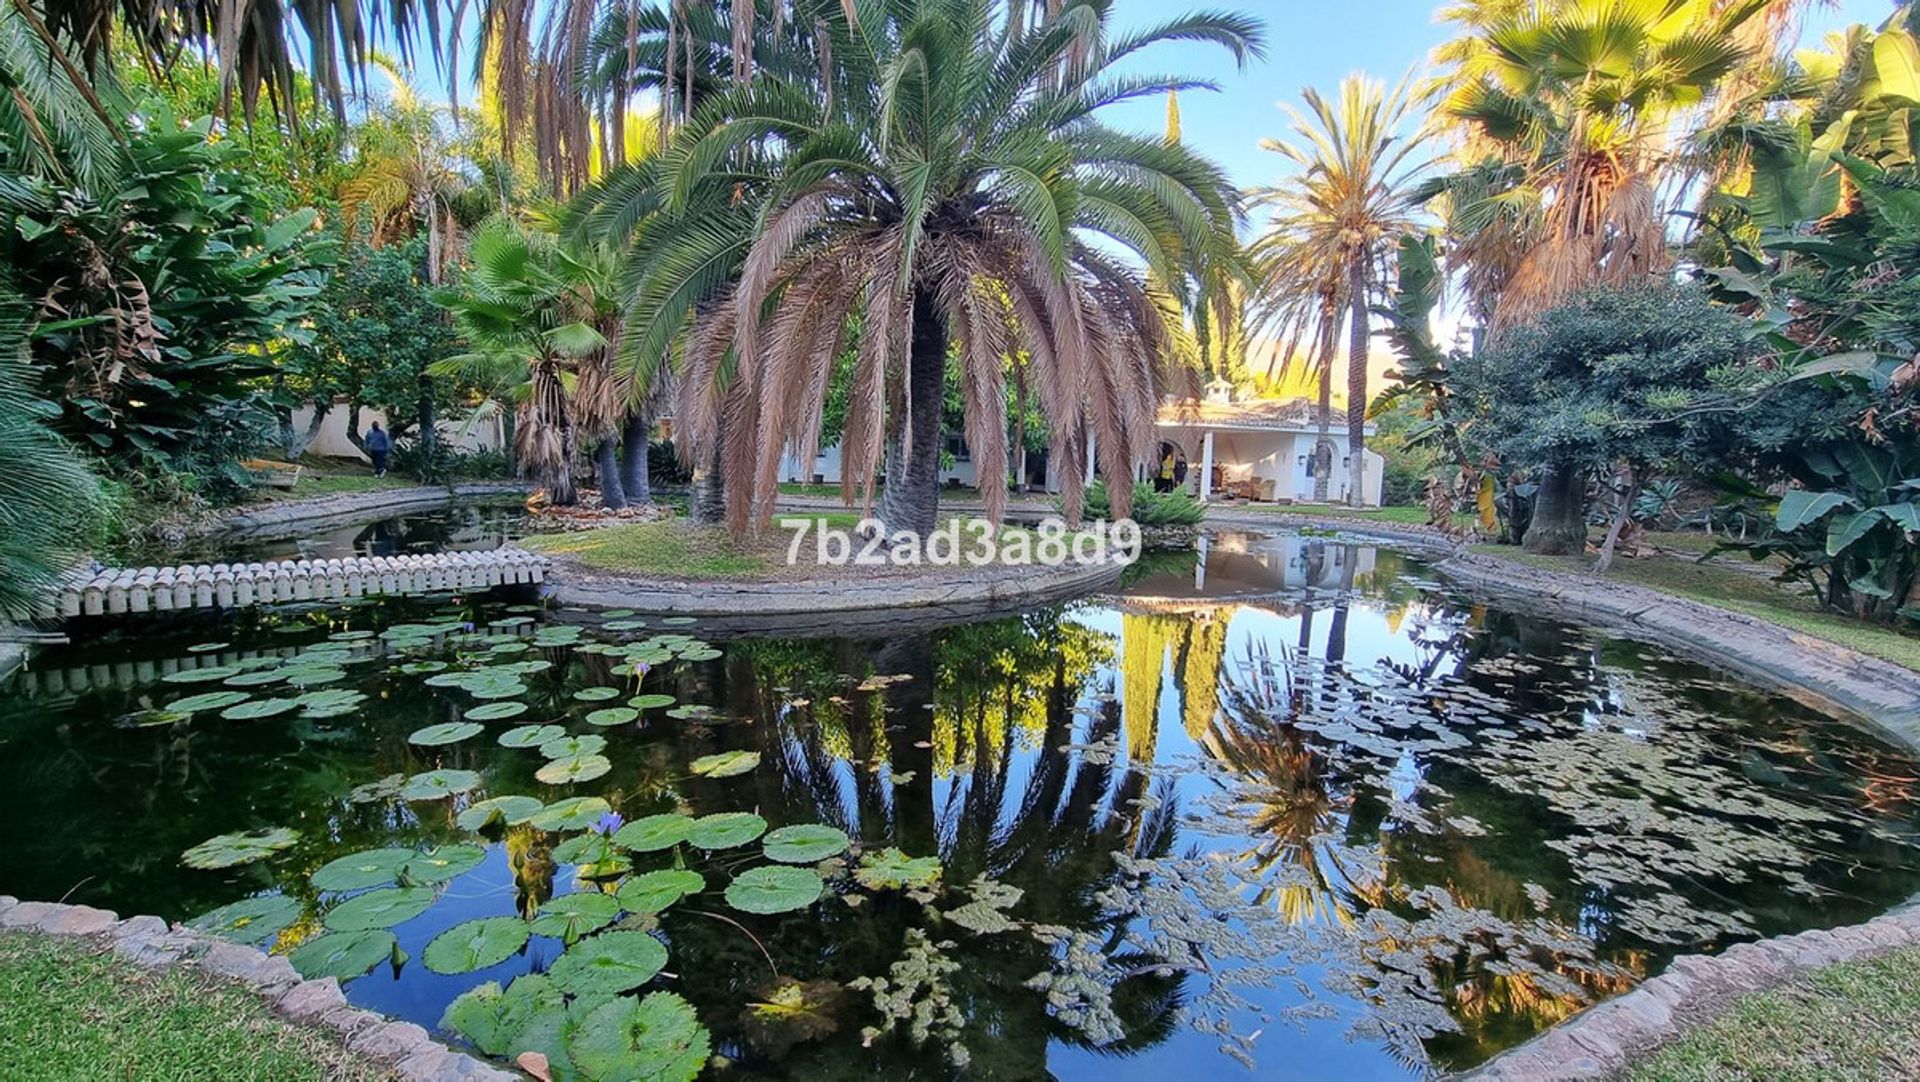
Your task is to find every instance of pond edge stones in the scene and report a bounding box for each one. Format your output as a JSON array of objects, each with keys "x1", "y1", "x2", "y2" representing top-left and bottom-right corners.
[
  {"x1": 0, "y1": 895, "x2": 515, "y2": 1082},
  {"x1": 1462, "y1": 900, "x2": 1920, "y2": 1080}
]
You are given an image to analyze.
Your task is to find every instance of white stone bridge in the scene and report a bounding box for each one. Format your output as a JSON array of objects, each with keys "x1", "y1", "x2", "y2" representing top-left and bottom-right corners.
[{"x1": 44, "y1": 549, "x2": 548, "y2": 619}]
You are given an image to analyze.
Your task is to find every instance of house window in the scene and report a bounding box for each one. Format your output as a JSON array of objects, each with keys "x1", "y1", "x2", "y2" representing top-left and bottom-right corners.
[{"x1": 945, "y1": 433, "x2": 971, "y2": 462}]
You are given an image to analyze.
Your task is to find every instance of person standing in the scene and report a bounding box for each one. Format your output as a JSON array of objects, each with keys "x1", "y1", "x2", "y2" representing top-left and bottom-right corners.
[{"x1": 365, "y1": 421, "x2": 392, "y2": 477}]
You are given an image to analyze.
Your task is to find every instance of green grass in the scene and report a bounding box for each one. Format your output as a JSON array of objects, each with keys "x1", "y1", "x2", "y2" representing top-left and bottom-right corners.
[
  {"x1": 1629, "y1": 947, "x2": 1920, "y2": 1081},
  {"x1": 1478, "y1": 544, "x2": 1920, "y2": 673},
  {"x1": 523, "y1": 519, "x2": 772, "y2": 578},
  {"x1": 1231, "y1": 502, "x2": 1439, "y2": 525},
  {"x1": 0, "y1": 929, "x2": 394, "y2": 1081}
]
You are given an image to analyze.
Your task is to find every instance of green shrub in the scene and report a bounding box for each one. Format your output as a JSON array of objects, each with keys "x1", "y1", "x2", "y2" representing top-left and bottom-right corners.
[{"x1": 1069, "y1": 481, "x2": 1205, "y2": 526}]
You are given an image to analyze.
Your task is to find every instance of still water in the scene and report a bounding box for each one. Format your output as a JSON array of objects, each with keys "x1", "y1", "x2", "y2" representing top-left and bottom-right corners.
[{"x1": 3, "y1": 530, "x2": 1916, "y2": 1079}]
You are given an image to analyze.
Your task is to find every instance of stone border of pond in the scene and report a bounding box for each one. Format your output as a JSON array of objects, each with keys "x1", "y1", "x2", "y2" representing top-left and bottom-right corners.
[
  {"x1": 219, "y1": 482, "x2": 531, "y2": 538},
  {"x1": 1463, "y1": 901, "x2": 1920, "y2": 1080},
  {"x1": 0, "y1": 895, "x2": 514, "y2": 1082}
]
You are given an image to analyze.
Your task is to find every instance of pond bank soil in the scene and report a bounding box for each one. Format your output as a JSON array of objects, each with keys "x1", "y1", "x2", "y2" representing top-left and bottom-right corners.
[
  {"x1": 1465, "y1": 903, "x2": 1920, "y2": 1080},
  {"x1": 0, "y1": 897, "x2": 511, "y2": 1081}
]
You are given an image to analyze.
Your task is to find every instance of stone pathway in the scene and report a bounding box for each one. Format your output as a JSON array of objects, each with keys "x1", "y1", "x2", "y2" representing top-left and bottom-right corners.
[{"x1": 0, "y1": 897, "x2": 512, "y2": 1081}]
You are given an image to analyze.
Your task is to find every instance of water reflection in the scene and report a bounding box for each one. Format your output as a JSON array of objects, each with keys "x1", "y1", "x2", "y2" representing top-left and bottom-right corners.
[{"x1": 2, "y1": 531, "x2": 1918, "y2": 1079}]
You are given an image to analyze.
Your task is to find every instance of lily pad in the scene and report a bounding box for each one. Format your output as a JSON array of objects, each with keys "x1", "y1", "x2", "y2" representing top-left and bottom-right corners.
[
  {"x1": 725, "y1": 866, "x2": 824, "y2": 915},
  {"x1": 552, "y1": 832, "x2": 627, "y2": 868},
  {"x1": 280, "y1": 666, "x2": 348, "y2": 688},
  {"x1": 162, "y1": 665, "x2": 242, "y2": 684},
  {"x1": 469, "y1": 680, "x2": 529, "y2": 701},
  {"x1": 466, "y1": 701, "x2": 530, "y2": 722},
  {"x1": 221, "y1": 698, "x2": 298, "y2": 721},
  {"x1": 186, "y1": 641, "x2": 230, "y2": 654},
  {"x1": 401, "y1": 844, "x2": 487, "y2": 884},
  {"x1": 311, "y1": 848, "x2": 415, "y2": 891},
  {"x1": 584, "y1": 707, "x2": 639, "y2": 728},
  {"x1": 410, "y1": 721, "x2": 485, "y2": 747},
  {"x1": 289, "y1": 929, "x2": 398, "y2": 981},
  {"x1": 540, "y1": 734, "x2": 607, "y2": 759},
  {"x1": 616, "y1": 870, "x2": 705, "y2": 915},
  {"x1": 572, "y1": 686, "x2": 621, "y2": 702},
  {"x1": 458, "y1": 796, "x2": 546, "y2": 831},
  {"x1": 612, "y1": 814, "x2": 693, "y2": 853},
  {"x1": 531, "y1": 893, "x2": 622, "y2": 940},
  {"x1": 324, "y1": 887, "x2": 436, "y2": 931},
  {"x1": 537, "y1": 754, "x2": 613, "y2": 785},
  {"x1": 186, "y1": 895, "x2": 301, "y2": 945},
  {"x1": 500, "y1": 724, "x2": 568, "y2": 749},
  {"x1": 677, "y1": 647, "x2": 722, "y2": 662},
  {"x1": 689, "y1": 750, "x2": 760, "y2": 778},
  {"x1": 855, "y1": 849, "x2": 942, "y2": 891},
  {"x1": 659, "y1": 616, "x2": 698, "y2": 627},
  {"x1": 400, "y1": 769, "x2": 482, "y2": 801},
  {"x1": 423, "y1": 917, "x2": 532, "y2": 974},
  {"x1": 627, "y1": 694, "x2": 675, "y2": 710},
  {"x1": 223, "y1": 670, "x2": 287, "y2": 688},
  {"x1": 665, "y1": 705, "x2": 714, "y2": 721},
  {"x1": 762, "y1": 824, "x2": 851, "y2": 864},
  {"x1": 440, "y1": 975, "x2": 570, "y2": 1060},
  {"x1": 685, "y1": 812, "x2": 767, "y2": 850},
  {"x1": 530, "y1": 797, "x2": 613, "y2": 833},
  {"x1": 346, "y1": 774, "x2": 405, "y2": 803},
  {"x1": 182, "y1": 828, "x2": 299, "y2": 869},
  {"x1": 167, "y1": 690, "x2": 252, "y2": 715},
  {"x1": 570, "y1": 992, "x2": 709, "y2": 1082},
  {"x1": 297, "y1": 689, "x2": 368, "y2": 718},
  {"x1": 547, "y1": 930, "x2": 668, "y2": 997}
]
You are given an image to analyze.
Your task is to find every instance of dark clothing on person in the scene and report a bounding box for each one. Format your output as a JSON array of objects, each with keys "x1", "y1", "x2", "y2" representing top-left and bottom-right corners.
[{"x1": 366, "y1": 427, "x2": 392, "y2": 476}]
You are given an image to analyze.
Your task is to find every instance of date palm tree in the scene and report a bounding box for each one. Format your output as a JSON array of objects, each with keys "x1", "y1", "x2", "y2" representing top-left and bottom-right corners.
[
  {"x1": 1252, "y1": 73, "x2": 1426, "y2": 507},
  {"x1": 586, "y1": 0, "x2": 1259, "y2": 537}
]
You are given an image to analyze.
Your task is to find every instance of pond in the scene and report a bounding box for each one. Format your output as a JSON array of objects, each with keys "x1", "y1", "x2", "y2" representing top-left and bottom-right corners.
[
  {"x1": 214, "y1": 503, "x2": 531, "y2": 564},
  {"x1": 4, "y1": 529, "x2": 1918, "y2": 1080}
]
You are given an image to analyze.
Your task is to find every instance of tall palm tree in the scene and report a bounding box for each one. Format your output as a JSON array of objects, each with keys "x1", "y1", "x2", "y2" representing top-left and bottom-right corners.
[
  {"x1": 585, "y1": 0, "x2": 1259, "y2": 536},
  {"x1": 1251, "y1": 73, "x2": 1426, "y2": 508},
  {"x1": 337, "y1": 61, "x2": 476, "y2": 287},
  {"x1": 435, "y1": 216, "x2": 614, "y2": 505}
]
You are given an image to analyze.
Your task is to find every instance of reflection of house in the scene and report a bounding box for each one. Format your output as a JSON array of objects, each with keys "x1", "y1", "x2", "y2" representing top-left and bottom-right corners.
[{"x1": 1156, "y1": 380, "x2": 1384, "y2": 507}]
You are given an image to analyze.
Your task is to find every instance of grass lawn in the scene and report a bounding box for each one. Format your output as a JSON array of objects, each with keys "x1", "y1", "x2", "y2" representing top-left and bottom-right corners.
[
  {"x1": 0, "y1": 930, "x2": 393, "y2": 1081},
  {"x1": 1479, "y1": 544, "x2": 1920, "y2": 673},
  {"x1": 244, "y1": 460, "x2": 419, "y2": 502},
  {"x1": 1629, "y1": 947, "x2": 1920, "y2": 1081},
  {"x1": 1230, "y1": 502, "x2": 1439, "y2": 525}
]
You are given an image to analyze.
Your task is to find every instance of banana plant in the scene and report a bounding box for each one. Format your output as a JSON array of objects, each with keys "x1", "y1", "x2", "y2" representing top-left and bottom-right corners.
[{"x1": 1761, "y1": 442, "x2": 1920, "y2": 623}]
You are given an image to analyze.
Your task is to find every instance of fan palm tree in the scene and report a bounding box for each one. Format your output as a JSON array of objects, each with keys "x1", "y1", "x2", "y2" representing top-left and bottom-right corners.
[
  {"x1": 585, "y1": 0, "x2": 1259, "y2": 536},
  {"x1": 435, "y1": 216, "x2": 614, "y2": 506},
  {"x1": 1251, "y1": 73, "x2": 1427, "y2": 508}
]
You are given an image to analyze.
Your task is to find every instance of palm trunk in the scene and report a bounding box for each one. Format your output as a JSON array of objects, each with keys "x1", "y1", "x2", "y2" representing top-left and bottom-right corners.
[
  {"x1": 1345, "y1": 258, "x2": 1370, "y2": 508},
  {"x1": 596, "y1": 439, "x2": 627, "y2": 509},
  {"x1": 692, "y1": 432, "x2": 725, "y2": 525},
  {"x1": 1313, "y1": 301, "x2": 1337, "y2": 502},
  {"x1": 1523, "y1": 464, "x2": 1588, "y2": 555},
  {"x1": 620, "y1": 411, "x2": 652, "y2": 505},
  {"x1": 877, "y1": 288, "x2": 947, "y2": 536}
]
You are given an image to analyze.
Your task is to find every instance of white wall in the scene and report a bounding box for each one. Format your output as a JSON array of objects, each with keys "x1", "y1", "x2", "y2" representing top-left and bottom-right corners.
[{"x1": 291, "y1": 402, "x2": 505, "y2": 462}]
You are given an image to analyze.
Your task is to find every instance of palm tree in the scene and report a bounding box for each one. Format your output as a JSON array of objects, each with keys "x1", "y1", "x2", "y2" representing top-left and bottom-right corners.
[
  {"x1": 337, "y1": 62, "x2": 476, "y2": 287},
  {"x1": 586, "y1": 0, "x2": 1259, "y2": 536},
  {"x1": 1251, "y1": 73, "x2": 1426, "y2": 508},
  {"x1": 435, "y1": 216, "x2": 614, "y2": 506},
  {"x1": 0, "y1": 287, "x2": 101, "y2": 619},
  {"x1": 1249, "y1": 226, "x2": 1347, "y2": 503}
]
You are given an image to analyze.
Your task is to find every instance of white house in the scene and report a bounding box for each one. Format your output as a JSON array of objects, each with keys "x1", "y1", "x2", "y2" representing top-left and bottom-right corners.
[{"x1": 1154, "y1": 380, "x2": 1384, "y2": 507}]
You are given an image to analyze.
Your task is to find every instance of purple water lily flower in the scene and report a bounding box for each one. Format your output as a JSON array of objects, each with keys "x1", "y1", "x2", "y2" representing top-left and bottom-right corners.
[{"x1": 595, "y1": 811, "x2": 624, "y2": 836}]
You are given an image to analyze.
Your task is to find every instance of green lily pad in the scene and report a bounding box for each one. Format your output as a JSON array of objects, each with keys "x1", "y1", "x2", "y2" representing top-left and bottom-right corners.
[
  {"x1": 665, "y1": 705, "x2": 714, "y2": 721},
  {"x1": 570, "y1": 992, "x2": 709, "y2": 1082},
  {"x1": 400, "y1": 769, "x2": 482, "y2": 801},
  {"x1": 280, "y1": 666, "x2": 348, "y2": 688},
  {"x1": 616, "y1": 870, "x2": 705, "y2": 915},
  {"x1": 659, "y1": 616, "x2": 697, "y2": 627},
  {"x1": 466, "y1": 701, "x2": 530, "y2": 721},
  {"x1": 311, "y1": 847, "x2": 415, "y2": 891},
  {"x1": 685, "y1": 812, "x2": 766, "y2": 850},
  {"x1": 221, "y1": 698, "x2": 298, "y2": 721},
  {"x1": 761, "y1": 824, "x2": 851, "y2": 864},
  {"x1": 223, "y1": 670, "x2": 287, "y2": 688},
  {"x1": 627, "y1": 694, "x2": 675, "y2": 710},
  {"x1": 537, "y1": 754, "x2": 613, "y2": 785},
  {"x1": 296, "y1": 689, "x2": 368, "y2": 718},
  {"x1": 855, "y1": 849, "x2": 943, "y2": 891},
  {"x1": 530, "y1": 797, "x2": 613, "y2": 833},
  {"x1": 612, "y1": 814, "x2": 692, "y2": 853},
  {"x1": 423, "y1": 917, "x2": 532, "y2": 974},
  {"x1": 500, "y1": 724, "x2": 567, "y2": 749},
  {"x1": 677, "y1": 647, "x2": 722, "y2": 662},
  {"x1": 689, "y1": 750, "x2": 759, "y2": 778},
  {"x1": 186, "y1": 895, "x2": 301, "y2": 945},
  {"x1": 182, "y1": 828, "x2": 299, "y2": 869},
  {"x1": 186, "y1": 641, "x2": 230, "y2": 654},
  {"x1": 167, "y1": 690, "x2": 252, "y2": 715},
  {"x1": 398, "y1": 660, "x2": 450, "y2": 675},
  {"x1": 324, "y1": 887, "x2": 436, "y2": 931},
  {"x1": 725, "y1": 866, "x2": 824, "y2": 915},
  {"x1": 547, "y1": 930, "x2": 668, "y2": 997},
  {"x1": 531, "y1": 893, "x2": 621, "y2": 940},
  {"x1": 289, "y1": 929, "x2": 397, "y2": 981},
  {"x1": 540, "y1": 734, "x2": 607, "y2": 759},
  {"x1": 424, "y1": 671, "x2": 478, "y2": 688},
  {"x1": 401, "y1": 844, "x2": 487, "y2": 884},
  {"x1": 458, "y1": 796, "x2": 546, "y2": 831},
  {"x1": 163, "y1": 665, "x2": 241, "y2": 684},
  {"x1": 410, "y1": 721, "x2": 485, "y2": 747},
  {"x1": 441, "y1": 975, "x2": 567, "y2": 1058},
  {"x1": 602, "y1": 619, "x2": 647, "y2": 631},
  {"x1": 469, "y1": 680, "x2": 529, "y2": 701},
  {"x1": 584, "y1": 707, "x2": 640, "y2": 728},
  {"x1": 572, "y1": 686, "x2": 621, "y2": 702},
  {"x1": 346, "y1": 774, "x2": 405, "y2": 803}
]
